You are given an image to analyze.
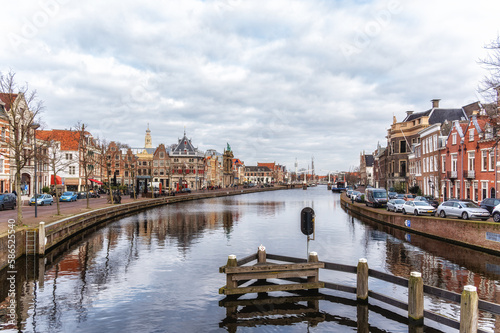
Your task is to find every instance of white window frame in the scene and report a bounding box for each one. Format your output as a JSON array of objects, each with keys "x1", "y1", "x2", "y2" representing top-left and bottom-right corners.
[
  {"x1": 482, "y1": 150, "x2": 488, "y2": 171},
  {"x1": 452, "y1": 133, "x2": 457, "y2": 145},
  {"x1": 469, "y1": 128, "x2": 474, "y2": 142},
  {"x1": 441, "y1": 155, "x2": 446, "y2": 173},
  {"x1": 468, "y1": 151, "x2": 475, "y2": 171},
  {"x1": 451, "y1": 154, "x2": 458, "y2": 172},
  {"x1": 489, "y1": 150, "x2": 495, "y2": 171}
]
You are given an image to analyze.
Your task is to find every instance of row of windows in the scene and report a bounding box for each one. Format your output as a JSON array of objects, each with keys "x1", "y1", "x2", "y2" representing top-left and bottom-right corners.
[{"x1": 443, "y1": 150, "x2": 495, "y2": 172}]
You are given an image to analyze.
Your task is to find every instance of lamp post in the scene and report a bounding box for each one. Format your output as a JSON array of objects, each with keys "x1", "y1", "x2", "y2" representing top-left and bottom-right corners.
[{"x1": 30, "y1": 123, "x2": 40, "y2": 217}]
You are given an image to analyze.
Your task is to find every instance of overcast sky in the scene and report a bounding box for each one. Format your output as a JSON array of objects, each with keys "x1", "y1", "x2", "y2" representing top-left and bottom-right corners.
[{"x1": 1, "y1": 0, "x2": 499, "y2": 174}]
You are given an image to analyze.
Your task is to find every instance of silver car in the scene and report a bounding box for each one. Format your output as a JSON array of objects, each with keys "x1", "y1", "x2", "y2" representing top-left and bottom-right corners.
[
  {"x1": 387, "y1": 199, "x2": 405, "y2": 212},
  {"x1": 402, "y1": 200, "x2": 436, "y2": 216},
  {"x1": 437, "y1": 201, "x2": 490, "y2": 220}
]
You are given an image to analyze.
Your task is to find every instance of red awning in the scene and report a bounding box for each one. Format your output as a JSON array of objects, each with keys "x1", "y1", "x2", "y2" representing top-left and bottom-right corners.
[
  {"x1": 51, "y1": 175, "x2": 62, "y2": 185},
  {"x1": 89, "y1": 179, "x2": 104, "y2": 185}
]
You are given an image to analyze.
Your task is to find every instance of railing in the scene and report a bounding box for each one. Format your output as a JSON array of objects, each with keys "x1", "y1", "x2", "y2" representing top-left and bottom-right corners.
[
  {"x1": 219, "y1": 248, "x2": 499, "y2": 332},
  {"x1": 447, "y1": 170, "x2": 458, "y2": 179},
  {"x1": 465, "y1": 170, "x2": 475, "y2": 179}
]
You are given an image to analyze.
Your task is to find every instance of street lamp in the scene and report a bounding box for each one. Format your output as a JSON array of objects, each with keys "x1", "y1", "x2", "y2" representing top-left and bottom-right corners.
[{"x1": 30, "y1": 123, "x2": 40, "y2": 217}]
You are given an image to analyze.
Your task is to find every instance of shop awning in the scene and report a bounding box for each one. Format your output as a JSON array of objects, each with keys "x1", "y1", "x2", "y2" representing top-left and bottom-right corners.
[
  {"x1": 51, "y1": 175, "x2": 62, "y2": 185},
  {"x1": 89, "y1": 178, "x2": 103, "y2": 185}
]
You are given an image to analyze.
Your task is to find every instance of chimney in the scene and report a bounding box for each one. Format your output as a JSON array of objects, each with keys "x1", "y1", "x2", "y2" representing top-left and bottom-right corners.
[{"x1": 431, "y1": 99, "x2": 440, "y2": 108}]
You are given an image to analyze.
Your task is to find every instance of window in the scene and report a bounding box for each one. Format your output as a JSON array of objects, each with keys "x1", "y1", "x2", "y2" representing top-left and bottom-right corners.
[
  {"x1": 1, "y1": 128, "x2": 5, "y2": 140},
  {"x1": 469, "y1": 128, "x2": 474, "y2": 142},
  {"x1": 423, "y1": 140, "x2": 426, "y2": 154},
  {"x1": 451, "y1": 154, "x2": 457, "y2": 172},
  {"x1": 66, "y1": 153, "x2": 72, "y2": 160},
  {"x1": 482, "y1": 150, "x2": 488, "y2": 171},
  {"x1": 159, "y1": 152, "x2": 164, "y2": 159},
  {"x1": 400, "y1": 141, "x2": 406, "y2": 153},
  {"x1": 153, "y1": 160, "x2": 158, "y2": 167},
  {"x1": 486, "y1": 125, "x2": 494, "y2": 139},
  {"x1": 0, "y1": 159, "x2": 3, "y2": 173},
  {"x1": 441, "y1": 155, "x2": 446, "y2": 173},
  {"x1": 69, "y1": 166, "x2": 76, "y2": 175},
  {"x1": 434, "y1": 156, "x2": 437, "y2": 172},
  {"x1": 125, "y1": 171, "x2": 129, "y2": 177},
  {"x1": 452, "y1": 133, "x2": 457, "y2": 145},
  {"x1": 433, "y1": 135, "x2": 437, "y2": 151},
  {"x1": 468, "y1": 152, "x2": 475, "y2": 171}
]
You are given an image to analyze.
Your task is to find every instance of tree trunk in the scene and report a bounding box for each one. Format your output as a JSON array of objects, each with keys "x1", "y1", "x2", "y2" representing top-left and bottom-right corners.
[{"x1": 15, "y1": 171, "x2": 23, "y2": 225}]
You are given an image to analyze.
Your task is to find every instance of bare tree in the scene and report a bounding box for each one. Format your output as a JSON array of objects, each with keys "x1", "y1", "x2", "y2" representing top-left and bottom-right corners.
[
  {"x1": 74, "y1": 121, "x2": 98, "y2": 209},
  {"x1": 0, "y1": 71, "x2": 44, "y2": 224},
  {"x1": 479, "y1": 36, "x2": 500, "y2": 104}
]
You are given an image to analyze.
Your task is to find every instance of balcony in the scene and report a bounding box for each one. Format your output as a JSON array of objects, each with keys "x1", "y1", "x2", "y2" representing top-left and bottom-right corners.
[
  {"x1": 447, "y1": 171, "x2": 458, "y2": 179},
  {"x1": 464, "y1": 170, "x2": 475, "y2": 179}
]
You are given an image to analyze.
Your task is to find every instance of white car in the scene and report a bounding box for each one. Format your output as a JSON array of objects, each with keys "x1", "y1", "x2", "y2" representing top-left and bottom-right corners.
[
  {"x1": 387, "y1": 199, "x2": 405, "y2": 212},
  {"x1": 402, "y1": 200, "x2": 436, "y2": 216}
]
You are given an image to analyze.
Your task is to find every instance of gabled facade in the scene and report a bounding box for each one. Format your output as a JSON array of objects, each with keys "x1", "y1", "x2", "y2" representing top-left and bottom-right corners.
[
  {"x1": 152, "y1": 144, "x2": 170, "y2": 190},
  {"x1": 170, "y1": 131, "x2": 204, "y2": 190},
  {"x1": 387, "y1": 99, "x2": 468, "y2": 192},
  {"x1": 443, "y1": 121, "x2": 467, "y2": 199}
]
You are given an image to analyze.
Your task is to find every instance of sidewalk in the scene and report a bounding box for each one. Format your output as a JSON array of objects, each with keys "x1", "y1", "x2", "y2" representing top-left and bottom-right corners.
[{"x1": 2, "y1": 194, "x2": 150, "y2": 235}]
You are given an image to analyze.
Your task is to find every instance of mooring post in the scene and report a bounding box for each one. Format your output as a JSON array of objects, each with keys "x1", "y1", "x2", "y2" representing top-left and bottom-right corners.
[
  {"x1": 357, "y1": 258, "x2": 368, "y2": 302},
  {"x1": 226, "y1": 254, "x2": 238, "y2": 291},
  {"x1": 460, "y1": 285, "x2": 478, "y2": 333},
  {"x1": 408, "y1": 271, "x2": 424, "y2": 325},
  {"x1": 308, "y1": 251, "x2": 319, "y2": 286},
  {"x1": 38, "y1": 222, "x2": 45, "y2": 256},
  {"x1": 257, "y1": 245, "x2": 266, "y2": 264}
]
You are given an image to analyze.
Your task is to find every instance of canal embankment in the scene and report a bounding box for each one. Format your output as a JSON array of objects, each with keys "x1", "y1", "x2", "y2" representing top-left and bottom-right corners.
[
  {"x1": 0, "y1": 186, "x2": 287, "y2": 271},
  {"x1": 340, "y1": 193, "x2": 500, "y2": 256}
]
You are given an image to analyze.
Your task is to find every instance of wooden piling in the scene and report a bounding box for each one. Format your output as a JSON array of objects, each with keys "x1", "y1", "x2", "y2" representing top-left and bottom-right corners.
[
  {"x1": 257, "y1": 245, "x2": 266, "y2": 264},
  {"x1": 408, "y1": 271, "x2": 424, "y2": 325},
  {"x1": 357, "y1": 258, "x2": 368, "y2": 302},
  {"x1": 308, "y1": 252, "x2": 319, "y2": 286},
  {"x1": 226, "y1": 255, "x2": 238, "y2": 291},
  {"x1": 38, "y1": 222, "x2": 45, "y2": 256},
  {"x1": 460, "y1": 285, "x2": 478, "y2": 333}
]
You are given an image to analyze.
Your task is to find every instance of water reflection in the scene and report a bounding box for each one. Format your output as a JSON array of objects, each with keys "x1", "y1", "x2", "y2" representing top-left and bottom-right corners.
[{"x1": 0, "y1": 188, "x2": 499, "y2": 332}]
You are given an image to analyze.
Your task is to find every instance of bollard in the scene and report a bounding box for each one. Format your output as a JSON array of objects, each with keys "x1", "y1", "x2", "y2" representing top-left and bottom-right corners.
[
  {"x1": 226, "y1": 254, "x2": 238, "y2": 291},
  {"x1": 257, "y1": 245, "x2": 266, "y2": 264},
  {"x1": 308, "y1": 251, "x2": 318, "y2": 263},
  {"x1": 357, "y1": 258, "x2": 369, "y2": 302},
  {"x1": 38, "y1": 222, "x2": 46, "y2": 256},
  {"x1": 408, "y1": 272, "x2": 424, "y2": 325},
  {"x1": 460, "y1": 285, "x2": 478, "y2": 333}
]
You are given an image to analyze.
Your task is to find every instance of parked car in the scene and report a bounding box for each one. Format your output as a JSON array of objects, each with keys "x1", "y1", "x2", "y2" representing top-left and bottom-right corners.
[
  {"x1": 365, "y1": 188, "x2": 388, "y2": 208},
  {"x1": 480, "y1": 198, "x2": 500, "y2": 215},
  {"x1": 388, "y1": 191, "x2": 398, "y2": 199},
  {"x1": 403, "y1": 194, "x2": 415, "y2": 201},
  {"x1": 0, "y1": 193, "x2": 16, "y2": 210},
  {"x1": 60, "y1": 191, "x2": 78, "y2": 202},
  {"x1": 351, "y1": 191, "x2": 360, "y2": 199},
  {"x1": 492, "y1": 204, "x2": 500, "y2": 222},
  {"x1": 29, "y1": 193, "x2": 54, "y2": 206},
  {"x1": 355, "y1": 193, "x2": 364, "y2": 202},
  {"x1": 413, "y1": 196, "x2": 439, "y2": 208},
  {"x1": 346, "y1": 190, "x2": 353, "y2": 198},
  {"x1": 402, "y1": 200, "x2": 436, "y2": 216},
  {"x1": 396, "y1": 193, "x2": 405, "y2": 200},
  {"x1": 387, "y1": 199, "x2": 405, "y2": 212},
  {"x1": 437, "y1": 201, "x2": 490, "y2": 220}
]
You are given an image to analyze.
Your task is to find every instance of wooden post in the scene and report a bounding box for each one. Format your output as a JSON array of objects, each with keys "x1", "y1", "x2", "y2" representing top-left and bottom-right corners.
[
  {"x1": 460, "y1": 285, "x2": 478, "y2": 333},
  {"x1": 408, "y1": 271, "x2": 424, "y2": 325},
  {"x1": 257, "y1": 245, "x2": 266, "y2": 264},
  {"x1": 226, "y1": 254, "x2": 238, "y2": 291},
  {"x1": 38, "y1": 222, "x2": 45, "y2": 256},
  {"x1": 308, "y1": 251, "x2": 318, "y2": 263},
  {"x1": 357, "y1": 258, "x2": 368, "y2": 302}
]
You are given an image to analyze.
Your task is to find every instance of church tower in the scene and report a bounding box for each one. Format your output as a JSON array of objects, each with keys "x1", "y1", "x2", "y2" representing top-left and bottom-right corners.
[{"x1": 145, "y1": 124, "x2": 152, "y2": 148}]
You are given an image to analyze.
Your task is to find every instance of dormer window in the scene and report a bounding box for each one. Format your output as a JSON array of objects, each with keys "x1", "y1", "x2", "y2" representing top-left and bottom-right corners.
[
  {"x1": 452, "y1": 133, "x2": 457, "y2": 145},
  {"x1": 469, "y1": 128, "x2": 474, "y2": 142}
]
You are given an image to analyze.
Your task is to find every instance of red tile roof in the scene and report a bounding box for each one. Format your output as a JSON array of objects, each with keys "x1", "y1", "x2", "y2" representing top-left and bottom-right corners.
[
  {"x1": 0, "y1": 93, "x2": 18, "y2": 111},
  {"x1": 36, "y1": 130, "x2": 81, "y2": 150}
]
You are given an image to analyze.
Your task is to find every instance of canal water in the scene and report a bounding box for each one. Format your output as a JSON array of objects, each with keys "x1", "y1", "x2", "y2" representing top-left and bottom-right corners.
[{"x1": 1, "y1": 187, "x2": 500, "y2": 332}]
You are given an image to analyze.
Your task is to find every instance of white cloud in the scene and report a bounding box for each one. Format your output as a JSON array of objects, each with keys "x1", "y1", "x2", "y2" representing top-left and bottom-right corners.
[{"x1": 1, "y1": 0, "x2": 499, "y2": 172}]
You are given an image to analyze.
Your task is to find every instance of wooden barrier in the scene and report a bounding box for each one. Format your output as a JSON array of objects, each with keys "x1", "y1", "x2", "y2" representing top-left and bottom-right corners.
[
  {"x1": 220, "y1": 251, "x2": 499, "y2": 332},
  {"x1": 219, "y1": 246, "x2": 324, "y2": 296}
]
